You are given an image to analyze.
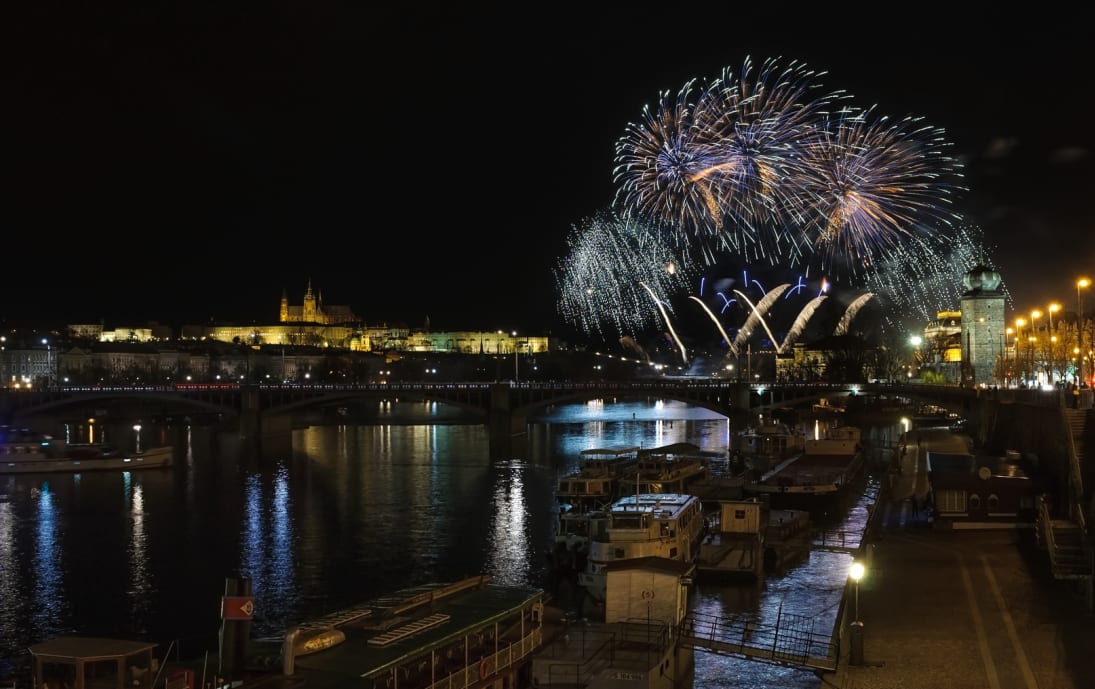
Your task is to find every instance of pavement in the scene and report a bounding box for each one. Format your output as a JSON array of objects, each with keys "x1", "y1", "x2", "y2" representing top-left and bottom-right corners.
[{"x1": 822, "y1": 428, "x2": 1095, "y2": 689}]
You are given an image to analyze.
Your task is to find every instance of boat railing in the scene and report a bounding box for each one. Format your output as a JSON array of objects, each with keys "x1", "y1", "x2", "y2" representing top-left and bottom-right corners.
[{"x1": 426, "y1": 627, "x2": 541, "y2": 689}]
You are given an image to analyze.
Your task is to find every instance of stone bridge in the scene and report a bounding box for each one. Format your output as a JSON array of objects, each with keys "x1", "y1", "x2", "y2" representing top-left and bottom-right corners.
[{"x1": 0, "y1": 380, "x2": 1055, "y2": 459}]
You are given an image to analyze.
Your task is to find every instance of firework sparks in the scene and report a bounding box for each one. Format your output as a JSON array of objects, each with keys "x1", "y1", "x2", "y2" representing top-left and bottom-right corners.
[
  {"x1": 800, "y1": 106, "x2": 966, "y2": 268},
  {"x1": 613, "y1": 56, "x2": 840, "y2": 265},
  {"x1": 554, "y1": 211, "x2": 695, "y2": 338}
]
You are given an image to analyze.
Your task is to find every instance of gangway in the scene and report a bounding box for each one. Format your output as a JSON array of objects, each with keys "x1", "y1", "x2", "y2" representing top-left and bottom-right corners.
[{"x1": 679, "y1": 608, "x2": 838, "y2": 672}]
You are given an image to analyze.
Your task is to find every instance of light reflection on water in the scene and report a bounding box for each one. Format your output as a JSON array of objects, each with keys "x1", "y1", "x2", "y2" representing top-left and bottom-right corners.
[{"x1": 0, "y1": 398, "x2": 892, "y2": 689}]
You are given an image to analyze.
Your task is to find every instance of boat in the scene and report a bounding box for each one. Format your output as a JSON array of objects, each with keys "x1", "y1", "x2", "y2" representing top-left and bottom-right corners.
[
  {"x1": 578, "y1": 492, "x2": 706, "y2": 608},
  {"x1": 619, "y1": 442, "x2": 711, "y2": 495},
  {"x1": 731, "y1": 423, "x2": 806, "y2": 476},
  {"x1": 744, "y1": 425, "x2": 864, "y2": 510},
  {"x1": 0, "y1": 427, "x2": 174, "y2": 474},
  {"x1": 23, "y1": 576, "x2": 545, "y2": 689},
  {"x1": 695, "y1": 498, "x2": 813, "y2": 581},
  {"x1": 243, "y1": 575, "x2": 546, "y2": 689},
  {"x1": 532, "y1": 557, "x2": 695, "y2": 689},
  {"x1": 555, "y1": 445, "x2": 640, "y2": 511}
]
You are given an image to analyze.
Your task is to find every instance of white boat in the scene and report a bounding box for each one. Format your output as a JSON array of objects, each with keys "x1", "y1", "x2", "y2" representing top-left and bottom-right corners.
[
  {"x1": 578, "y1": 492, "x2": 705, "y2": 605},
  {"x1": 0, "y1": 427, "x2": 173, "y2": 474}
]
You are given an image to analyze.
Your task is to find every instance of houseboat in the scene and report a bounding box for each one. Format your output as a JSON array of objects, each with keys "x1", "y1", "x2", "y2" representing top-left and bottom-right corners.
[
  {"x1": 696, "y1": 500, "x2": 813, "y2": 581},
  {"x1": 618, "y1": 443, "x2": 711, "y2": 496},
  {"x1": 744, "y1": 425, "x2": 864, "y2": 510},
  {"x1": 731, "y1": 423, "x2": 806, "y2": 476},
  {"x1": 578, "y1": 492, "x2": 706, "y2": 610},
  {"x1": 555, "y1": 445, "x2": 640, "y2": 510},
  {"x1": 532, "y1": 557, "x2": 695, "y2": 689},
  {"x1": 0, "y1": 427, "x2": 173, "y2": 474}
]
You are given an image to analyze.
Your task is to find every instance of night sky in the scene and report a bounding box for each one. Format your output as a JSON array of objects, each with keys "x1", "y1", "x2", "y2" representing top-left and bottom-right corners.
[{"x1": 9, "y1": 5, "x2": 1094, "y2": 341}]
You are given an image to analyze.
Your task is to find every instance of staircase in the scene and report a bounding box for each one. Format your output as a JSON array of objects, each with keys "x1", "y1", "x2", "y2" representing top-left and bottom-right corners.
[{"x1": 1046, "y1": 409, "x2": 1093, "y2": 581}]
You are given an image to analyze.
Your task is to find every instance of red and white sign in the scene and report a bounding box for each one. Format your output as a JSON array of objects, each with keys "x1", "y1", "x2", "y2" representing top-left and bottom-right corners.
[{"x1": 221, "y1": 596, "x2": 255, "y2": 620}]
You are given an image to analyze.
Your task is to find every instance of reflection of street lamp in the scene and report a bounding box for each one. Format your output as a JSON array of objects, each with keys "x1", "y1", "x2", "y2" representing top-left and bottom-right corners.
[{"x1": 133, "y1": 424, "x2": 142, "y2": 453}]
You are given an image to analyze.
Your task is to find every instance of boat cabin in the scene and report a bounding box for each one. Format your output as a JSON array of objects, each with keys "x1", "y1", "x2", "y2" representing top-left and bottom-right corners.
[{"x1": 28, "y1": 637, "x2": 159, "y2": 689}]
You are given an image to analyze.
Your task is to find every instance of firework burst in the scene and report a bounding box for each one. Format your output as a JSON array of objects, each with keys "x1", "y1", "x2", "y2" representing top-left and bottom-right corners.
[
  {"x1": 859, "y1": 224, "x2": 1011, "y2": 328},
  {"x1": 800, "y1": 105, "x2": 966, "y2": 268},
  {"x1": 613, "y1": 56, "x2": 839, "y2": 265},
  {"x1": 554, "y1": 211, "x2": 695, "y2": 339}
]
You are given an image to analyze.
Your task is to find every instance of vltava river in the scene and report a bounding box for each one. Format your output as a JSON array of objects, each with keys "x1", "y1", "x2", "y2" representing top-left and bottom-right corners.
[{"x1": 0, "y1": 398, "x2": 891, "y2": 688}]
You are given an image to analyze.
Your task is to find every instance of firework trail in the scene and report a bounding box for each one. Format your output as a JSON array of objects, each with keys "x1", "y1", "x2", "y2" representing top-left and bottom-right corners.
[
  {"x1": 641, "y1": 282, "x2": 688, "y2": 363},
  {"x1": 613, "y1": 56, "x2": 840, "y2": 265},
  {"x1": 800, "y1": 105, "x2": 966, "y2": 268},
  {"x1": 834, "y1": 293, "x2": 875, "y2": 335},
  {"x1": 688, "y1": 296, "x2": 738, "y2": 356},
  {"x1": 781, "y1": 295, "x2": 828, "y2": 349},
  {"x1": 732, "y1": 284, "x2": 790, "y2": 352},
  {"x1": 859, "y1": 224, "x2": 1010, "y2": 328},
  {"x1": 554, "y1": 211, "x2": 694, "y2": 338}
]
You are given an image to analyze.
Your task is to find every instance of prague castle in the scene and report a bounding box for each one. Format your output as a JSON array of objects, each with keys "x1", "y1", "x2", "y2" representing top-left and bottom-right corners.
[{"x1": 279, "y1": 279, "x2": 358, "y2": 325}]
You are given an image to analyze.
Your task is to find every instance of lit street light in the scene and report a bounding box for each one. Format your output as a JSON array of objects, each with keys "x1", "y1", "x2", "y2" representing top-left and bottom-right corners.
[
  {"x1": 511, "y1": 331, "x2": 519, "y2": 382},
  {"x1": 1079, "y1": 278, "x2": 1090, "y2": 387},
  {"x1": 133, "y1": 424, "x2": 142, "y2": 453},
  {"x1": 848, "y1": 560, "x2": 866, "y2": 665}
]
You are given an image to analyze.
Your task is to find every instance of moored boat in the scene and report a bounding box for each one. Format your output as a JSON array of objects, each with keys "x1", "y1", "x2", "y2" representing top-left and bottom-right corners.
[
  {"x1": 0, "y1": 427, "x2": 173, "y2": 474},
  {"x1": 556, "y1": 445, "x2": 640, "y2": 511},
  {"x1": 744, "y1": 425, "x2": 864, "y2": 510},
  {"x1": 619, "y1": 442, "x2": 711, "y2": 495},
  {"x1": 578, "y1": 492, "x2": 705, "y2": 609}
]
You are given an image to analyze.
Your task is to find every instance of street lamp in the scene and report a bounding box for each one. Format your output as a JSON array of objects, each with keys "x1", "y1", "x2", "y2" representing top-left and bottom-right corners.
[
  {"x1": 511, "y1": 330, "x2": 519, "y2": 382},
  {"x1": 42, "y1": 338, "x2": 51, "y2": 388},
  {"x1": 848, "y1": 560, "x2": 866, "y2": 665},
  {"x1": 133, "y1": 424, "x2": 142, "y2": 453},
  {"x1": 1079, "y1": 278, "x2": 1090, "y2": 386},
  {"x1": 1048, "y1": 303, "x2": 1060, "y2": 333}
]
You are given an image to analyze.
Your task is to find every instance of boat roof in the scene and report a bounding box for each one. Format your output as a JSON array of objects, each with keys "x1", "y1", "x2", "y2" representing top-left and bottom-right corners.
[
  {"x1": 637, "y1": 442, "x2": 702, "y2": 457},
  {"x1": 609, "y1": 492, "x2": 698, "y2": 515},
  {"x1": 29, "y1": 636, "x2": 158, "y2": 661},
  {"x1": 579, "y1": 446, "x2": 641, "y2": 457},
  {"x1": 263, "y1": 577, "x2": 544, "y2": 682}
]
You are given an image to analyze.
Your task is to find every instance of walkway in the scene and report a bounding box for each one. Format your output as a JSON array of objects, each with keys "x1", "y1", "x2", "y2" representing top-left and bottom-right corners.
[{"x1": 824, "y1": 428, "x2": 1095, "y2": 689}]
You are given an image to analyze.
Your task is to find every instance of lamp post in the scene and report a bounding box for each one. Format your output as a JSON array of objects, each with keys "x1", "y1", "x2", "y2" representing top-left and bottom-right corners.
[
  {"x1": 41, "y1": 338, "x2": 51, "y2": 389},
  {"x1": 511, "y1": 331, "x2": 519, "y2": 382},
  {"x1": 848, "y1": 560, "x2": 866, "y2": 665},
  {"x1": 1079, "y1": 278, "x2": 1090, "y2": 387},
  {"x1": 133, "y1": 424, "x2": 142, "y2": 453}
]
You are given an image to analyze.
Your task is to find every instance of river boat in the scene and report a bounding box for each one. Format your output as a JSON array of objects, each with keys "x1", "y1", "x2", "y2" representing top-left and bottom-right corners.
[
  {"x1": 245, "y1": 575, "x2": 546, "y2": 689},
  {"x1": 731, "y1": 423, "x2": 806, "y2": 476},
  {"x1": 555, "y1": 445, "x2": 640, "y2": 511},
  {"x1": 618, "y1": 442, "x2": 711, "y2": 496},
  {"x1": 578, "y1": 492, "x2": 706, "y2": 605},
  {"x1": 744, "y1": 425, "x2": 864, "y2": 510},
  {"x1": 532, "y1": 557, "x2": 694, "y2": 689},
  {"x1": 695, "y1": 499, "x2": 813, "y2": 581},
  {"x1": 0, "y1": 427, "x2": 173, "y2": 474}
]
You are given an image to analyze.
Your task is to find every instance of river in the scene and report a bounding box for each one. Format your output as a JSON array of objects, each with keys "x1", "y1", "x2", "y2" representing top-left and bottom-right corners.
[{"x1": 0, "y1": 398, "x2": 898, "y2": 688}]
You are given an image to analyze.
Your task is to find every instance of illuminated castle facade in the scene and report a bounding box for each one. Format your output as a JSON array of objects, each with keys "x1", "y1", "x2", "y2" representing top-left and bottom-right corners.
[{"x1": 280, "y1": 279, "x2": 359, "y2": 325}]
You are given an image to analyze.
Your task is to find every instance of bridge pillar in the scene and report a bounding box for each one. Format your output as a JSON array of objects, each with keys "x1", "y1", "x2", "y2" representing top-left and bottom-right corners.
[
  {"x1": 239, "y1": 386, "x2": 263, "y2": 460},
  {"x1": 488, "y1": 383, "x2": 525, "y2": 460}
]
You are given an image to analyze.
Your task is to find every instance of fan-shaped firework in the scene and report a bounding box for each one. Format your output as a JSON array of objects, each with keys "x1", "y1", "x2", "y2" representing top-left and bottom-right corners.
[
  {"x1": 613, "y1": 56, "x2": 838, "y2": 265},
  {"x1": 860, "y1": 224, "x2": 1011, "y2": 328},
  {"x1": 554, "y1": 211, "x2": 695, "y2": 338},
  {"x1": 800, "y1": 106, "x2": 966, "y2": 268}
]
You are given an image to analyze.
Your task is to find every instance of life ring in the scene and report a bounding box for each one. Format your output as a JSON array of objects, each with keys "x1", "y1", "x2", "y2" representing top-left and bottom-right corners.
[{"x1": 479, "y1": 657, "x2": 491, "y2": 680}]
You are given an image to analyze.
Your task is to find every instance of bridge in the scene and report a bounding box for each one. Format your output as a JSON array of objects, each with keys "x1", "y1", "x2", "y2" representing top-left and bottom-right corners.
[{"x1": 0, "y1": 379, "x2": 1061, "y2": 460}]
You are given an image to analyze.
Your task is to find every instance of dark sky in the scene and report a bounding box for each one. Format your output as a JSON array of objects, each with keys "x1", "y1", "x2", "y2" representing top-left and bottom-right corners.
[{"x1": 8, "y1": 4, "x2": 1094, "y2": 340}]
